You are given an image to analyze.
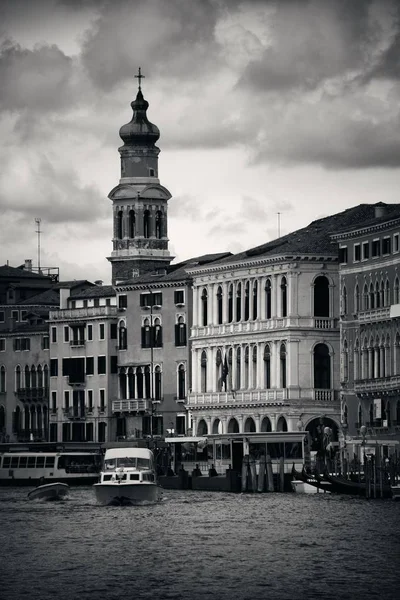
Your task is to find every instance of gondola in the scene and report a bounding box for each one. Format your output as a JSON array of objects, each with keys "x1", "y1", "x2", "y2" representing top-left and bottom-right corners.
[{"x1": 291, "y1": 464, "x2": 333, "y2": 493}]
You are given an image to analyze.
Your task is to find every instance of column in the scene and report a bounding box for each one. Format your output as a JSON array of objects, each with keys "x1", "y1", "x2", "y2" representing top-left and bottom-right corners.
[
  {"x1": 192, "y1": 287, "x2": 198, "y2": 327},
  {"x1": 222, "y1": 281, "x2": 229, "y2": 323},
  {"x1": 255, "y1": 414, "x2": 261, "y2": 433},
  {"x1": 374, "y1": 348, "x2": 379, "y2": 378},
  {"x1": 207, "y1": 346, "x2": 214, "y2": 392},
  {"x1": 134, "y1": 368, "x2": 138, "y2": 399},
  {"x1": 241, "y1": 279, "x2": 245, "y2": 322},
  {"x1": 192, "y1": 348, "x2": 198, "y2": 393},
  {"x1": 273, "y1": 274, "x2": 278, "y2": 318},
  {"x1": 221, "y1": 416, "x2": 228, "y2": 434},
  {"x1": 380, "y1": 347, "x2": 385, "y2": 378},
  {"x1": 232, "y1": 347, "x2": 237, "y2": 390},
  {"x1": 257, "y1": 343, "x2": 263, "y2": 389},
  {"x1": 240, "y1": 344, "x2": 245, "y2": 390},
  {"x1": 249, "y1": 280, "x2": 254, "y2": 321},
  {"x1": 260, "y1": 277, "x2": 265, "y2": 320},
  {"x1": 232, "y1": 281, "x2": 237, "y2": 322}
]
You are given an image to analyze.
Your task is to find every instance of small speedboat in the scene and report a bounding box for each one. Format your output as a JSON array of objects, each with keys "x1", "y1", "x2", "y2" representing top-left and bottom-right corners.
[
  {"x1": 28, "y1": 482, "x2": 70, "y2": 501},
  {"x1": 94, "y1": 447, "x2": 162, "y2": 506}
]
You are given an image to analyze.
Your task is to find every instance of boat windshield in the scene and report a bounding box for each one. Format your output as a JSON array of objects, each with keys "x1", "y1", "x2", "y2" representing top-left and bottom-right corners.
[{"x1": 104, "y1": 457, "x2": 151, "y2": 470}]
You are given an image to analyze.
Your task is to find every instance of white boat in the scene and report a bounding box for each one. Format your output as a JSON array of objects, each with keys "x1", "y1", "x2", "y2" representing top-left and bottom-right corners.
[
  {"x1": 28, "y1": 482, "x2": 70, "y2": 501},
  {"x1": 391, "y1": 484, "x2": 400, "y2": 500},
  {"x1": 94, "y1": 447, "x2": 162, "y2": 506},
  {"x1": 291, "y1": 480, "x2": 330, "y2": 494}
]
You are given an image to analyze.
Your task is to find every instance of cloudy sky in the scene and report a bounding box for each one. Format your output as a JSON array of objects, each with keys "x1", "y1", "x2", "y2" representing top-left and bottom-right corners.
[{"x1": 1, "y1": 0, "x2": 400, "y2": 283}]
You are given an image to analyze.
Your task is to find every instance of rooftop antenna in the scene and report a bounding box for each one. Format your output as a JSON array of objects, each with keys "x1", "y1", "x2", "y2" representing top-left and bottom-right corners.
[
  {"x1": 35, "y1": 218, "x2": 42, "y2": 273},
  {"x1": 277, "y1": 212, "x2": 281, "y2": 238}
]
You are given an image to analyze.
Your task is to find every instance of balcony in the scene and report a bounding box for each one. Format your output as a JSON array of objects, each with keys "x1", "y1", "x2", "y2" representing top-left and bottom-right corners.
[
  {"x1": 70, "y1": 339, "x2": 85, "y2": 347},
  {"x1": 16, "y1": 387, "x2": 49, "y2": 401},
  {"x1": 187, "y1": 388, "x2": 339, "y2": 408},
  {"x1": 112, "y1": 399, "x2": 151, "y2": 413},
  {"x1": 191, "y1": 316, "x2": 338, "y2": 338},
  {"x1": 354, "y1": 375, "x2": 400, "y2": 394},
  {"x1": 358, "y1": 307, "x2": 390, "y2": 323},
  {"x1": 65, "y1": 407, "x2": 86, "y2": 420},
  {"x1": 49, "y1": 306, "x2": 118, "y2": 320}
]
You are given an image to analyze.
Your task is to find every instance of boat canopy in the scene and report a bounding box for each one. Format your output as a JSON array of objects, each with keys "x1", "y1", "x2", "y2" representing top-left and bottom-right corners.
[{"x1": 104, "y1": 448, "x2": 153, "y2": 461}]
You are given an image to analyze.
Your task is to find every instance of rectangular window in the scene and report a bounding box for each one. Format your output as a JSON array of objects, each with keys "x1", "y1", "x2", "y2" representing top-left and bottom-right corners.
[
  {"x1": 118, "y1": 295, "x2": 127, "y2": 309},
  {"x1": 20, "y1": 311, "x2": 27, "y2": 321},
  {"x1": 12, "y1": 310, "x2": 19, "y2": 322},
  {"x1": 362, "y1": 241, "x2": 370, "y2": 260},
  {"x1": 110, "y1": 355, "x2": 118, "y2": 374},
  {"x1": 63, "y1": 357, "x2": 85, "y2": 383},
  {"x1": 51, "y1": 391, "x2": 57, "y2": 411},
  {"x1": 83, "y1": 300, "x2": 88, "y2": 308},
  {"x1": 63, "y1": 326, "x2": 70, "y2": 343},
  {"x1": 339, "y1": 246, "x2": 348, "y2": 264},
  {"x1": 174, "y1": 290, "x2": 185, "y2": 304},
  {"x1": 353, "y1": 244, "x2": 361, "y2": 262},
  {"x1": 0, "y1": 311, "x2": 4, "y2": 323},
  {"x1": 98, "y1": 356, "x2": 106, "y2": 374},
  {"x1": 394, "y1": 233, "x2": 399, "y2": 253},
  {"x1": 51, "y1": 327, "x2": 57, "y2": 343},
  {"x1": 110, "y1": 323, "x2": 117, "y2": 339},
  {"x1": 0, "y1": 339, "x2": 5, "y2": 352},
  {"x1": 106, "y1": 298, "x2": 111, "y2": 306},
  {"x1": 87, "y1": 324, "x2": 93, "y2": 341},
  {"x1": 140, "y1": 292, "x2": 163, "y2": 307},
  {"x1": 86, "y1": 356, "x2": 94, "y2": 375},
  {"x1": 64, "y1": 390, "x2": 70, "y2": 410},
  {"x1": 13, "y1": 338, "x2": 21, "y2": 351},
  {"x1": 94, "y1": 298, "x2": 100, "y2": 308},
  {"x1": 21, "y1": 338, "x2": 30, "y2": 351},
  {"x1": 42, "y1": 336, "x2": 49, "y2": 350},
  {"x1": 70, "y1": 300, "x2": 76, "y2": 309},
  {"x1": 175, "y1": 323, "x2": 187, "y2": 346},
  {"x1": 50, "y1": 358, "x2": 58, "y2": 377},
  {"x1": 99, "y1": 323, "x2": 105, "y2": 340},
  {"x1": 382, "y1": 237, "x2": 391, "y2": 255},
  {"x1": 99, "y1": 389, "x2": 105, "y2": 412},
  {"x1": 372, "y1": 239, "x2": 380, "y2": 257},
  {"x1": 87, "y1": 390, "x2": 93, "y2": 412}
]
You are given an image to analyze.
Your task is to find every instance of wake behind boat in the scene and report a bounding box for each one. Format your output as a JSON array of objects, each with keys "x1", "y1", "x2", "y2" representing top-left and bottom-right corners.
[
  {"x1": 94, "y1": 447, "x2": 162, "y2": 506},
  {"x1": 28, "y1": 482, "x2": 70, "y2": 501}
]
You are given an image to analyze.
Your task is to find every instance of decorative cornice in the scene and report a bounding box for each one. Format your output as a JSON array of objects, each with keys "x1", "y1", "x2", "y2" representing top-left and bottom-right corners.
[
  {"x1": 331, "y1": 217, "x2": 400, "y2": 241},
  {"x1": 116, "y1": 281, "x2": 190, "y2": 291}
]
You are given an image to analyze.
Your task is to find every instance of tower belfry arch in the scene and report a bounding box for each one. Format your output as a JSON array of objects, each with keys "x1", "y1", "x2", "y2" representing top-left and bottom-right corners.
[{"x1": 107, "y1": 69, "x2": 173, "y2": 284}]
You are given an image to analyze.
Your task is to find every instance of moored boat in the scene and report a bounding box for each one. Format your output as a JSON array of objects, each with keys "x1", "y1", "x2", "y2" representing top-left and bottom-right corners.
[
  {"x1": 291, "y1": 464, "x2": 333, "y2": 494},
  {"x1": 390, "y1": 485, "x2": 400, "y2": 500},
  {"x1": 94, "y1": 447, "x2": 162, "y2": 506},
  {"x1": 28, "y1": 482, "x2": 70, "y2": 501},
  {"x1": 291, "y1": 479, "x2": 330, "y2": 494}
]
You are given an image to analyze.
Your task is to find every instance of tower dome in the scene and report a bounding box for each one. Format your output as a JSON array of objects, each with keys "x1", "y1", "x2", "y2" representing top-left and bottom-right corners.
[{"x1": 119, "y1": 87, "x2": 160, "y2": 147}]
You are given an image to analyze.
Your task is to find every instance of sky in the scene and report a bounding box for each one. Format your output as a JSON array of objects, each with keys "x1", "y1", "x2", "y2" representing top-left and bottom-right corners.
[{"x1": 1, "y1": 0, "x2": 400, "y2": 284}]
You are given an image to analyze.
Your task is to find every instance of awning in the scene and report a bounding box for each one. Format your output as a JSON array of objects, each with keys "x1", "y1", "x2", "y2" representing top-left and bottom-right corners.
[{"x1": 166, "y1": 437, "x2": 206, "y2": 444}]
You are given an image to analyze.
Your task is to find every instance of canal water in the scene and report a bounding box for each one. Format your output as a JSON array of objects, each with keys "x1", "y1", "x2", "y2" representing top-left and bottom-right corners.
[{"x1": 0, "y1": 487, "x2": 399, "y2": 600}]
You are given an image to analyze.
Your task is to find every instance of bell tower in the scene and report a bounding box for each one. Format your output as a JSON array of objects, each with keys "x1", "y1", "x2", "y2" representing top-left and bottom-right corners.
[{"x1": 107, "y1": 68, "x2": 173, "y2": 284}]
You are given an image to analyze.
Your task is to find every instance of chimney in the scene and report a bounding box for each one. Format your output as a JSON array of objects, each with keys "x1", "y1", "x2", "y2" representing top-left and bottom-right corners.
[
  {"x1": 24, "y1": 259, "x2": 32, "y2": 271},
  {"x1": 374, "y1": 203, "x2": 387, "y2": 219},
  {"x1": 94, "y1": 280, "x2": 103, "y2": 286},
  {"x1": 59, "y1": 288, "x2": 71, "y2": 309}
]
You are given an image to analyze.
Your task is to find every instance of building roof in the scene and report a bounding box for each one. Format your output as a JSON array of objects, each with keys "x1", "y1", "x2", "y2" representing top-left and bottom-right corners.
[
  {"x1": 210, "y1": 203, "x2": 400, "y2": 267},
  {"x1": 18, "y1": 289, "x2": 60, "y2": 306},
  {"x1": 70, "y1": 285, "x2": 116, "y2": 299},
  {"x1": 54, "y1": 280, "x2": 96, "y2": 289},
  {"x1": 0, "y1": 264, "x2": 52, "y2": 280},
  {"x1": 116, "y1": 253, "x2": 232, "y2": 287}
]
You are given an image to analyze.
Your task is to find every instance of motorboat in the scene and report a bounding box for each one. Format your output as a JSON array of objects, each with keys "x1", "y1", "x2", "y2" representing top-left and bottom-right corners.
[
  {"x1": 94, "y1": 447, "x2": 162, "y2": 506},
  {"x1": 28, "y1": 482, "x2": 70, "y2": 501}
]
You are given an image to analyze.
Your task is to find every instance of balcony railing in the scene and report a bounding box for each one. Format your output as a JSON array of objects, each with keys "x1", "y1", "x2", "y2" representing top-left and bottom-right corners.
[
  {"x1": 112, "y1": 399, "x2": 151, "y2": 413},
  {"x1": 16, "y1": 387, "x2": 49, "y2": 401},
  {"x1": 49, "y1": 306, "x2": 118, "y2": 320},
  {"x1": 187, "y1": 388, "x2": 339, "y2": 407},
  {"x1": 65, "y1": 407, "x2": 86, "y2": 420},
  {"x1": 70, "y1": 339, "x2": 85, "y2": 347},
  {"x1": 191, "y1": 316, "x2": 338, "y2": 338},
  {"x1": 354, "y1": 375, "x2": 400, "y2": 393},
  {"x1": 358, "y1": 307, "x2": 390, "y2": 322}
]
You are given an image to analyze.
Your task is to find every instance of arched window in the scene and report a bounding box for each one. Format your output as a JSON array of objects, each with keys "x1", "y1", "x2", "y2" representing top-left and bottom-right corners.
[
  {"x1": 155, "y1": 210, "x2": 162, "y2": 239},
  {"x1": 197, "y1": 419, "x2": 208, "y2": 436},
  {"x1": 236, "y1": 347, "x2": 241, "y2": 390},
  {"x1": 37, "y1": 365, "x2": 43, "y2": 388},
  {"x1": 265, "y1": 279, "x2": 272, "y2": 319},
  {"x1": 386, "y1": 400, "x2": 391, "y2": 426},
  {"x1": 141, "y1": 318, "x2": 151, "y2": 348},
  {"x1": 354, "y1": 284, "x2": 360, "y2": 313},
  {"x1": 228, "y1": 417, "x2": 239, "y2": 433},
  {"x1": 154, "y1": 366, "x2": 162, "y2": 400},
  {"x1": 15, "y1": 366, "x2": 21, "y2": 391},
  {"x1": 280, "y1": 343, "x2": 287, "y2": 388},
  {"x1": 236, "y1": 283, "x2": 241, "y2": 322},
  {"x1": 314, "y1": 275, "x2": 329, "y2": 317},
  {"x1": 25, "y1": 365, "x2": 30, "y2": 388},
  {"x1": 369, "y1": 283, "x2": 375, "y2": 309},
  {"x1": 13, "y1": 406, "x2": 21, "y2": 435},
  {"x1": 380, "y1": 281, "x2": 385, "y2": 307},
  {"x1": 369, "y1": 402, "x2": 374, "y2": 426},
  {"x1": 31, "y1": 366, "x2": 36, "y2": 389},
  {"x1": 342, "y1": 286, "x2": 347, "y2": 315},
  {"x1": 375, "y1": 281, "x2": 380, "y2": 308},
  {"x1": 385, "y1": 279, "x2": 390, "y2": 306},
  {"x1": 119, "y1": 367, "x2": 127, "y2": 399},
  {"x1": 228, "y1": 284, "x2": 233, "y2": 323},
  {"x1": 175, "y1": 316, "x2": 187, "y2": 347},
  {"x1": 394, "y1": 277, "x2": 400, "y2": 304},
  {"x1": 252, "y1": 346, "x2": 257, "y2": 389},
  {"x1": 144, "y1": 365, "x2": 151, "y2": 399},
  {"x1": 201, "y1": 288, "x2": 208, "y2": 326},
  {"x1": 216, "y1": 348, "x2": 223, "y2": 391},
  {"x1": 264, "y1": 344, "x2": 271, "y2": 389},
  {"x1": 0, "y1": 405, "x2": 5, "y2": 432},
  {"x1": 200, "y1": 351, "x2": 207, "y2": 393},
  {"x1": 0, "y1": 366, "x2": 5, "y2": 393},
  {"x1": 314, "y1": 343, "x2": 331, "y2": 389},
  {"x1": 128, "y1": 367, "x2": 135, "y2": 399},
  {"x1": 261, "y1": 416, "x2": 272, "y2": 432},
  {"x1": 117, "y1": 210, "x2": 123, "y2": 239},
  {"x1": 253, "y1": 280, "x2": 258, "y2": 320},
  {"x1": 143, "y1": 209, "x2": 151, "y2": 238},
  {"x1": 342, "y1": 340, "x2": 348, "y2": 382},
  {"x1": 244, "y1": 417, "x2": 256, "y2": 432},
  {"x1": 281, "y1": 277, "x2": 287, "y2": 317},
  {"x1": 363, "y1": 283, "x2": 369, "y2": 310},
  {"x1": 217, "y1": 286, "x2": 223, "y2": 325},
  {"x1": 358, "y1": 404, "x2": 362, "y2": 427},
  {"x1": 244, "y1": 282, "x2": 250, "y2": 321},
  {"x1": 244, "y1": 346, "x2": 249, "y2": 389},
  {"x1": 354, "y1": 338, "x2": 360, "y2": 381},
  {"x1": 129, "y1": 210, "x2": 135, "y2": 238},
  {"x1": 153, "y1": 317, "x2": 162, "y2": 348},
  {"x1": 276, "y1": 416, "x2": 288, "y2": 432},
  {"x1": 178, "y1": 364, "x2": 186, "y2": 400},
  {"x1": 118, "y1": 321, "x2": 127, "y2": 350},
  {"x1": 43, "y1": 365, "x2": 49, "y2": 389},
  {"x1": 136, "y1": 367, "x2": 143, "y2": 399}
]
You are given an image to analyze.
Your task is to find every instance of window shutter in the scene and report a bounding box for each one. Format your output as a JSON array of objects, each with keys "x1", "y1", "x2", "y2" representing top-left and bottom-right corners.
[
  {"x1": 158, "y1": 327, "x2": 163, "y2": 347},
  {"x1": 182, "y1": 324, "x2": 187, "y2": 345},
  {"x1": 174, "y1": 290, "x2": 178, "y2": 304},
  {"x1": 110, "y1": 323, "x2": 117, "y2": 339},
  {"x1": 141, "y1": 326, "x2": 146, "y2": 348},
  {"x1": 175, "y1": 324, "x2": 179, "y2": 346}
]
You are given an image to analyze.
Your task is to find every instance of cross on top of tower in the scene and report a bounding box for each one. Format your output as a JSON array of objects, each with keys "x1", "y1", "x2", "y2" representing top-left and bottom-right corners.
[{"x1": 135, "y1": 67, "x2": 145, "y2": 90}]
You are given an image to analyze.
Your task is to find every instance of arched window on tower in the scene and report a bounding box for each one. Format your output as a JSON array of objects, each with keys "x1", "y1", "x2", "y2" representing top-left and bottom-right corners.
[
  {"x1": 314, "y1": 343, "x2": 331, "y2": 389},
  {"x1": 244, "y1": 282, "x2": 250, "y2": 321},
  {"x1": 143, "y1": 210, "x2": 151, "y2": 238},
  {"x1": 155, "y1": 211, "x2": 162, "y2": 239},
  {"x1": 217, "y1": 286, "x2": 223, "y2": 324},
  {"x1": 201, "y1": 288, "x2": 208, "y2": 326},
  {"x1": 117, "y1": 210, "x2": 123, "y2": 239},
  {"x1": 264, "y1": 344, "x2": 271, "y2": 389},
  {"x1": 253, "y1": 281, "x2": 258, "y2": 320},
  {"x1": 129, "y1": 210, "x2": 135, "y2": 238},
  {"x1": 228, "y1": 284, "x2": 233, "y2": 323},
  {"x1": 314, "y1": 275, "x2": 329, "y2": 317},
  {"x1": 265, "y1": 279, "x2": 272, "y2": 319},
  {"x1": 281, "y1": 277, "x2": 287, "y2": 317},
  {"x1": 236, "y1": 283, "x2": 242, "y2": 322}
]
